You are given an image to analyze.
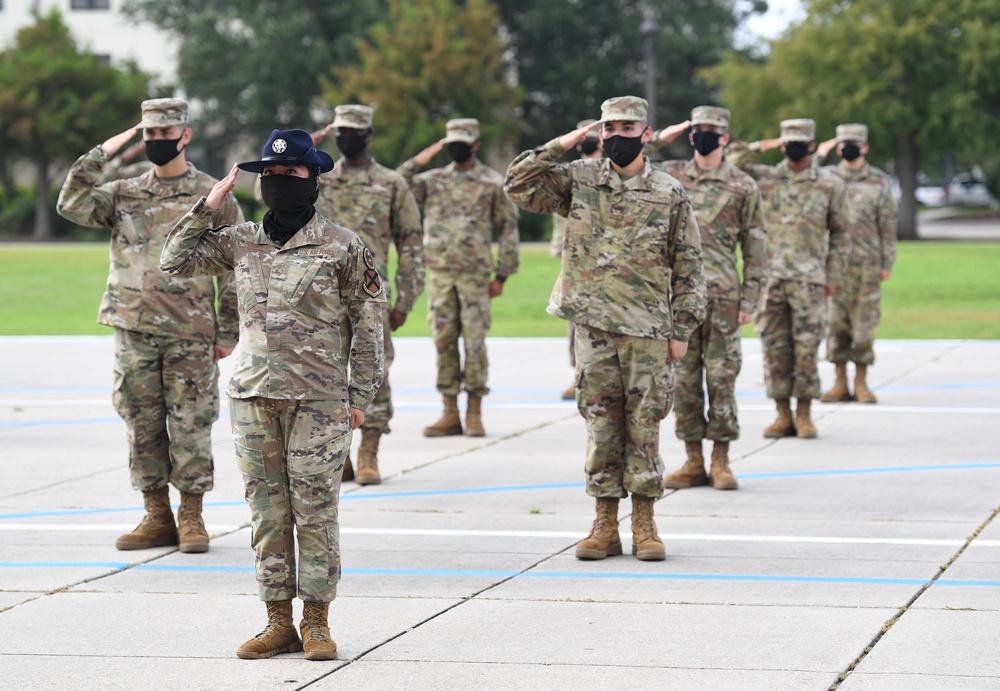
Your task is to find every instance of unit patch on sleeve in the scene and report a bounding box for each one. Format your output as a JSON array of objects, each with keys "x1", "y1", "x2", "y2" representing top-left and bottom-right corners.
[{"x1": 361, "y1": 246, "x2": 383, "y2": 297}]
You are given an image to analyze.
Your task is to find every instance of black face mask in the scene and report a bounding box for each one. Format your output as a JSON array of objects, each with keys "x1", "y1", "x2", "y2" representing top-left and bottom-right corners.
[
  {"x1": 260, "y1": 174, "x2": 319, "y2": 246},
  {"x1": 783, "y1": 141, "x2": 812, "y2": 162},
  {"x1": 336, "y1": 133, "x2": 370, "y2": 160},
  {"x1": 144, "y1": 137, "x2": 184, "y2": 166},
  {"x1": 840, "y1": 143, "x2": 862, "y2": 162},
  {"x1": 578, "y1": 139, "x2": 600, "y2": 156},
  {"x1": 447, "y1": 142, "x2": 474, "y2": 164},
  {"x1": 691, "y1": 131, "x2": 723, "y2": 156},
  {"x1": 602, "y1": 135, "x2": 645, "y2": 168}
]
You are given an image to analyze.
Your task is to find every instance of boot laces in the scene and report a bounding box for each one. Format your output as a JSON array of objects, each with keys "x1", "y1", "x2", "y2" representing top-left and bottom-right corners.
[{"x1": 303, "y1": 618, "x2": 330, "y2": 641}]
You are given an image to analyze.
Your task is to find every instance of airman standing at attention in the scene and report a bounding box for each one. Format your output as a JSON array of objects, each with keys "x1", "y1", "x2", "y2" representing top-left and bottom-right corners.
[
  {"x1": 728, "y1": 119, "x2": 852, "y2": 439},
  {"x1": 57, "y1": 98, "x2": 243, "y2": 554},
  {"x1": 505, "y1": 96, "x2": 706, "y2": 562},
  {"x1": 652, "y1": 106, "x2": 768, "y2": 490},
  {"x1": 399, "y1": 118, "x2": 520, "y2": 438},
  {"x1": 313, "y1": 104, "x2": 423, "y2": 484},
  {"x1": 816, "y1": 123, "x2": 897, "y2": 404},
  {"x1": 550, "y1": 119, "x2": 603, "y2": 400}
]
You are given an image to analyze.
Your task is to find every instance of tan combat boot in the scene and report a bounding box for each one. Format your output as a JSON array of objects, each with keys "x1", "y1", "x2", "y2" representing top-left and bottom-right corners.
[
  {"x1": 630, "y1": 495, "x2": 666, "y2": 561},
  {"x1": 575, "y1": 497, "x2": 622, "y2": 560},
  {"x1": 663, "y1": 441, "x2": 709, "y2": 489},
  {"x1": 237, "y1": 601, "x2": 302, "y2": 659},
  {"x1": 465, "y1": 394, "x2": 486, "y2": 437},
  {"x1": 301, "y1": 601, "x2": 338, "y2": 661},
  {"x1": 709, "y1": 441, "x2": 739, "y2": 490},
  {"x1": 763, "y1": 398, "x2": 795, "y2": 438},
  {"x1": 115, "y1": 486, "x2": 178, "y2": 550},
  {"x1": 560, "y1": 383, "x2": 576, "y2": 400},
  {"x1": 177, "y1": 492, "x2": 210, "y2": 553},
  {"x1": 356, "y1": 429, "x2": 382, "y2": 485},
  {"x1": 796, "y1": 398, "x2": 818, "y2": 438},
  {"x1": 341, "y1": 457, "x2": 355, "y2": 482},
  {"x1": 854, "y1": 364, "x2": 877, "y2": 404},
  {"x1": 423, "y1": 395, "x2": 463, "y2": 437},
  {"x1": 821, "y1": 362, "x2": 852, "y2": 402}
]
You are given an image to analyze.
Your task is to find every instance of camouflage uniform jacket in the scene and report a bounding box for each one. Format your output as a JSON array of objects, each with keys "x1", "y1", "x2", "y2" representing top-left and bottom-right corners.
[
  {"x1": 504, "y1": 138, "x2": 706, "y2": 342},
  {"x1": 827, "y1": 161, "x2": 897, "y2": 270},
  {"x1": 398, "y1": 158, "x2": 520, "y2": 278},
  {"x1": 57, "y1": 146, "x2": 242, "y2": 347},
  {"x1": 160, "y1": 200, "x2": 385, "y2": 409},
  {"x1": 728, "y1": 143, "x2": 852, "y2": 286},
  {"x1": 317, "y1": 158, "x2": 424, "y2": 312},
  {"x1": 657, "y1": 158, "x2": 768, "y2": 314}
]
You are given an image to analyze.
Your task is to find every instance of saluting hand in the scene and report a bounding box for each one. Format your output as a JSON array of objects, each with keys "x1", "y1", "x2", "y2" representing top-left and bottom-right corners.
[
  {"x1": 312, "y1": 124, "x2": 334, "y2": 147},
  {"x1": 101, "y1": 127, "x2": 138, "y2": 157},
  {"x1": 558, "y1": 120, "x2": 602, "y2": 151},
  {"x1": 413, "y1": 139, "x2": 446, "y2": 167},
  {"x1": 758, "y1": 138, "x2": 784, "y2": 153},
  {"x1": 658, "y1": 120, "x2": 691, "y2": 144},
  {"x1": 817, "y1": 138, "x2": 838, "y2": 160},
  {"x1": 206, "y1": 163, "x2": 239, "y2": 210}
]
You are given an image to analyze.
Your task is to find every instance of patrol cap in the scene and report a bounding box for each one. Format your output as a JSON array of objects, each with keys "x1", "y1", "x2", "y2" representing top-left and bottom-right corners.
[
  {"x1": 332, "y1": 104, "x2": 374, "y2": 130},
  {"x1": 691, "y1": 106, "x2": 730, "y2": 129},
  {"x1": 237, "y1": 128, "x2": 335, "y2": 174},
  {"x1": 836, "y1": 123, "x2": 868, "y2": 143},
  {"x1": 780, "y1": 118, "x2": 816, "y2": 142},
  {"x1": 136, "y1": 98, "x2": 188, "y2": 129},
  {"x1": 445, "y1": 118, "x2": 480, "y2": 143},
  {"x1": 600, "y1": 96, "x2": 648, "y2": 123},
  {"x1": 577, "y1": 119, "x2": 600, "y2": 141}
]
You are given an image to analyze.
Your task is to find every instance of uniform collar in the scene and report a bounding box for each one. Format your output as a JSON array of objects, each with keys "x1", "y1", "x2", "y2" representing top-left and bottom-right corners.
[
  {"x1": 597, "y1": 156, "x2": 653, "y2": 191},
  {"x1": 838, "y1": 160, "x2": 870, "y2": 181},
  {"x1": 683, "y1": 157, "x2": 730, "y2": 182},
  {"x1": 251, "y1": 210, "x2": 328, "y2": 250},
  {"x1": 138, "y1": 162, "x2": 200, "y2": 196},
  {"x1": 332, "y1": 157, "x2": 378, "y2": 184},
  {"x1": 445, "y1": 159, "x2": 481, "y2": 176},
  {"x1": 776, "y1": 158, "x2": 818, "y2": 181}
]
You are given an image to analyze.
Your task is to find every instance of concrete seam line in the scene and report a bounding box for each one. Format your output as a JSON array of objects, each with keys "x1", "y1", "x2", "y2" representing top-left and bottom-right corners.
[{"x1": 828, "y1": 503, "x2": 1000, "y2": 690}]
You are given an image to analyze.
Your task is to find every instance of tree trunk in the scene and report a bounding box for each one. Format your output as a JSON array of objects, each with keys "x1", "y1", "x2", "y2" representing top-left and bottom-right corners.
[
  {"x1": 897, "y1": 131, "x2": 919, "y2": 241},
  {"x1": 0, "y1": 160, "x2": 15, "y2": 202},
  {"x1": 33, "y1": 158, "x2": 52, "y2": 241}
]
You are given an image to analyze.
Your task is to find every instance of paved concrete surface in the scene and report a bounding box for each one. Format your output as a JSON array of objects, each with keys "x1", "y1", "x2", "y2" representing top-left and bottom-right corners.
[{"x1": 1, "y1": 335, "x2": 998, "y2": 690}]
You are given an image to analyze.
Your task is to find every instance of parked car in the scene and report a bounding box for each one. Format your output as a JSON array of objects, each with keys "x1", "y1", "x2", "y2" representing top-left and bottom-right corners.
[
  {"x1": 947, "y1": 173, "x2": 999, "y2": 207},
  {"x1": 915, "y1": 184, "x2": 948, "y2": 207}
]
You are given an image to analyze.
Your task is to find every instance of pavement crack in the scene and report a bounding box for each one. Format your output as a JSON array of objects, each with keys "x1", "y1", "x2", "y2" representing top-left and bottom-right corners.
[{"x1": 829, "y1": 503, "x2": 1000, "y2": 690}]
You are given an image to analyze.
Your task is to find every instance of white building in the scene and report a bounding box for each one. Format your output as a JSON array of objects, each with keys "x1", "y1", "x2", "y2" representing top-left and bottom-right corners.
[{"x1": 0, "y1": 0, "x2": 178, "y2": 84}]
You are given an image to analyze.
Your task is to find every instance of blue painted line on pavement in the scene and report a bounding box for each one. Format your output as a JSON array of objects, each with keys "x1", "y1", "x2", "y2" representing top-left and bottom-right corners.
[{"x1": 6, "y1": 561, "x2": 1000, "y2": 587}]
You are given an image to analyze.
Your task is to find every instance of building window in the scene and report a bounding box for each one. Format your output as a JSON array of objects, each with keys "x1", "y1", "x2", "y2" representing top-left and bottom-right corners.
[{"x1": 71, "y1": 0, "x2": 111, "y2": 9}]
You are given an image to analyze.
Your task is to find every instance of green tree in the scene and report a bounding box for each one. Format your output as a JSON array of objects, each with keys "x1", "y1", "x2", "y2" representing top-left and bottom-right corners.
[
  {"x1": 494, "y1": 0, "x2": 764, "y2": 144},
  {"x1": 321, "y1": 0, "x2": 522, "y2": 166},
  {"x1": 124, "y1": 0, "x2": 384, "y2": 166},
  {"x1": 708, "y1": 0, "x2": 1000, "y2": 239},
  {"x1": 0, "y1": 10, "x2": 149, "y2": 240}
]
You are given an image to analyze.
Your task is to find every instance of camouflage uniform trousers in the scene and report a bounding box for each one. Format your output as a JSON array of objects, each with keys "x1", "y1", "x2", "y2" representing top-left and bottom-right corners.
[
  {"x1": 341, "y1": 300, "x2": 395, "y2": 434},
  {"x1": 575, "y1": 324, "x2": 672, "y2": 499},
  {"x1": 111, "y1": 328, "x2": 218, "y2": 494},
  {"x1": 757, "y1": 279, "x2": 826, "y2": 400},
  {"x1": 231, "y1": 396, "x2": 351, "y2": 603},
  {"x1": 567, "y1": 320, "x2": 576, "y2": 367},
  {"x1": 826, "y1": 263, "x2": 882, "y2": 366},
  {"x1": 674, "y1": 298, "x2": 742, "y2": 442},
  {"x1": 427, "y1": 270, "x2": 491, "y2": 397}
]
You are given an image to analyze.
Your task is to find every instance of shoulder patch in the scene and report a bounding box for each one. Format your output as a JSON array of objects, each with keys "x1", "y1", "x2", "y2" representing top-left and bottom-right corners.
[{"x1": 361, "y1": 246, "x2": 382, "y2": 297}]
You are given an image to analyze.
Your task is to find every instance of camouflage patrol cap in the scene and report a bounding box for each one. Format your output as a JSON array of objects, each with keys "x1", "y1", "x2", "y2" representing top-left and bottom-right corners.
[
  {"x1": 332, "y1": 104, "x2": 374, "y2": 130},
  {"x1": 780, "y1": 118, "x2": 816, "y2": 142},
  {"x1": 691, "y1": 106, "x2": 730, "y2": 129},
  {"x1": 577, "y1": 119, "x2": 600, "y2": 141},
  {"x1": 600, "y1": 96, "x2": 648, "y2": 123},
  {"x1": 836, "y1": 123, "x2": 868, "y2": 143},
  {"x1": 445, "y1": 118, "x2": 480, "y2": 143},
  {"x1": 136, "y1": 98, "x2": 189, "y2": 129}
]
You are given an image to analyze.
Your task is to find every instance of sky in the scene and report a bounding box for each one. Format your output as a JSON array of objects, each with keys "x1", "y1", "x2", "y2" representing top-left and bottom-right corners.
[{"x1": 735, "y1": 0, "x2": 806, "y2": 47}]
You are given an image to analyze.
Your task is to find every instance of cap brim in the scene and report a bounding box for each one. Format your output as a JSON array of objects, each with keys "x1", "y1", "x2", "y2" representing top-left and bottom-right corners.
[
  {"x1": 781, "y1": 136, "x2": 814, "y2": 143},
  {"x1": 237, "y1": 150, "x2": 336, "y2": 174},
  {"x1": 444, "y1": 135, "x2": 478, "y2": 144},
  {"x1": 331, "y1": 118, "x2": 371, "y2": 129},
  {"x1": 135, "y1": 119, "x2": 188, "y2": 129},
  {"x1": 691, "y1": 120, "x2": 728, "y2": 128}
]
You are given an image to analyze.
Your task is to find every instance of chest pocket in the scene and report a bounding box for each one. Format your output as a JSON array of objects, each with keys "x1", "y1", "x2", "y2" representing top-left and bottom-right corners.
[
  {"x1": 236, "y1": 248, "x2": 270, "y2": 313},
  {"x1": 285, "y1": 253, "x2": 341, "y2": 321},
  {"x1": 690, "y1": 187, "x2": 733, "y2": 229},
  {"x1": 622, "y1": 193, "x2": 672, "y2": 246}
]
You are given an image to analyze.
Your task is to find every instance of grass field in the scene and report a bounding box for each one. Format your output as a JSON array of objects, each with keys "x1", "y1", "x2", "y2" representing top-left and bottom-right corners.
[{"x1": 2, "y1": 242, "x2": 999, "y2": 339}]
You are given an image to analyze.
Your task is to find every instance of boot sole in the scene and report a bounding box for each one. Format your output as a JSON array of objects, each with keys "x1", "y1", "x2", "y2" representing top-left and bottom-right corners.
[
  {"x1": 356, "y1": 476, "x2": 381, "y2": 486},
  {"x1": 663, "y1": 477, "x2": 709, "y2": 489},
  {"x1": 304, "y1": 648, "x2": 338, "y2": 661},
  {"x1": 179, "y1": 542, "x2": 209, "y2": 553},
  {"x1": 631, "y1": 544, "x2": 666, "y2": 561},
  {"x1": 763, "y1": 427, "x2": 797, "y2": 439},
  {"x1": 116, "y1": 535, "x2": 179, "y2": 550},
  {"x1": 710, "y1": 481, "x2": 739, "y2": 490},
  {"x1": 465, "y1": 431, "x2": 485, "y2": 437},
  {"x1": 575, "y1": 542, "x2": 623, "y2": 560},
  {"x1": 237, "y1": 640, "x2": 303, "y2": 660},
  {"x1": 423, "y1": 428, "x2": 464, "y2": 437}
]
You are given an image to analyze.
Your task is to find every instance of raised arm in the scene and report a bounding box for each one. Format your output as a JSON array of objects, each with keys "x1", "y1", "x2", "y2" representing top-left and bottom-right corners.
[
  {"x1": 56, "y1": 128, "x2": 138, "y2": 228},
  {"x1": 503, "y1": 122, "x2": 599, "y2": 216}
]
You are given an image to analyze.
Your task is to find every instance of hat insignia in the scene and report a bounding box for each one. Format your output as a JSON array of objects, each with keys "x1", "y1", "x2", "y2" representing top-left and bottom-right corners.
[{"x1": 272, "y1": 139, "x2": 287, "y2": 154}]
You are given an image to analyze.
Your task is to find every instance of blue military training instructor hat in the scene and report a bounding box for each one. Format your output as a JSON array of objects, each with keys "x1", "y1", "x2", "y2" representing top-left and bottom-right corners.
[{"x1": 237, "y1": 129, "x2": 335, "y2": 174}]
